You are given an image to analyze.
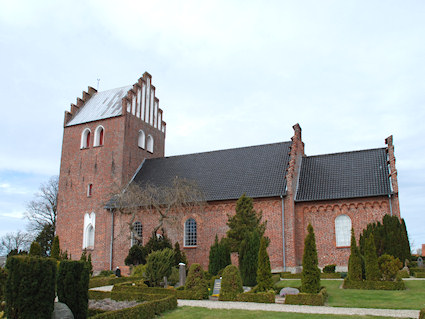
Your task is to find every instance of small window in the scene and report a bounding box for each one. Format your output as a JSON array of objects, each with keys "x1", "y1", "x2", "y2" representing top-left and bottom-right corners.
[
  {"x1": 81, "y1": 128, "x2": 91, "y2": 149},
  {"x1": 184, "y1": 218, "x2": 197, "y2": 247},
  {"x1": 85, "y1": 224, "x2": 95, "y2": 249},
  {"x1": 335, "y1": 215, "x2": 352, "y2": 247},
  {"x1": 87, "y1": 184, "x2": 93, "y2": 197},
  {"x1": 146, "y1": 134, "x2": 154, "y2": 153},
  {"x1": 138, "y1": 130, "x2": 146, "y2": 149},
  {"x1": 94, "y1": 125, "x2": 104, "y2": 146},
  {"x1": 131, "y1": 221, "x2": 143, "y2": 246}
]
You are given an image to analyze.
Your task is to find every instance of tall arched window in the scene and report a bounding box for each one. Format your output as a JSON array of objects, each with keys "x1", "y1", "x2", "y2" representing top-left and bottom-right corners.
[
  {"x1": 146, "y1": 134, "x2": 154, "y2": 153},
  {"x1": 138, "y1": 130, "x2": 146, "y2": 149},
  {"x1": 335, "y1": 215, "x2": 352, "y2": 247},
  {"x1": 184, "y1": 218, "x2": 197, "y2": 247},
  {"x1": 94, "y1": 125, "x2": 104, "y2": 146},
  {"x1": 81, "y1": 128, "x2": 91, "y2": 149},
  {"x1": 83, "y1": 212, "x2": 95, "y2": 249},
  {"x1": 131, "y1": 221, "x2": 143, "y2": 246},
  {"x1": 85, "y1": 224, "x2": 95, "y2": 249}
]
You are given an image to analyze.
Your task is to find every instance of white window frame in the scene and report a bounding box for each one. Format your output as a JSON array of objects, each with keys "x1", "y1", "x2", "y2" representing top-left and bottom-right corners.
[
  {"x1": 184, "y1": 218, "x2": 197, "y2": 247},
  {"x1": 81, "y1": 128, "x2": 91, "y2": 149},
  {"x1": 83, "y1": 212, "x2": 96, "y2": 249},
  {"x1": 138, "y1": 130, "x2": 146, "y2": 149},
  {"x1": 146, "y1": 134, "x2": 154, "y2": 153},
  {"x1": 94, "y1": 125, "x2": 104, "y2": 147},
  {"x1": 131, "y1": 221, "x2": 143, "y2": 246}
]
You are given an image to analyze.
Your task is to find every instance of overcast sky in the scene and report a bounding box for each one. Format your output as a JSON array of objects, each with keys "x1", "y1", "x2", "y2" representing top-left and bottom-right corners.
[{"x1": 1, "y1": 1, "x2": 424, "y2": 252}]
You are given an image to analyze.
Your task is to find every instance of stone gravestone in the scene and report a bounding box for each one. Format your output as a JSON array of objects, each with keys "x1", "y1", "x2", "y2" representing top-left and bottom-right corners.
[
  {"x1": 279, "y1": 287, "x2": 299, "y2": 297},
  {"x1": 179, "y1": 263, "x2": 186, "y2": 287},
  {"x1": 418, "y1": 256, "x2": 424, "y2": 268},
  {"x1": 211, "y1": 278, "x2": 222, "y2": 297}
]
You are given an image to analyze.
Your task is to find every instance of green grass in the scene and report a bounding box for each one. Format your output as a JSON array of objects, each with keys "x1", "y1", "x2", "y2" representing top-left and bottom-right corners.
[
  {"x1": 160, "y1": 306, "x2": 397, "y2": 319},
  {"x1": 275, "y1": 279, "x2": 425, "y2": 310}
]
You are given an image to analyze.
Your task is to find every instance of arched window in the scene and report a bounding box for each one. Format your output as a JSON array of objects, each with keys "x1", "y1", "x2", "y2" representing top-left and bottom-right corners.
[
  {"x1": 184, "y1": 218, "x2": 197, "y2": 247},
  {"x1": 131, "y1": 221, "x2": 143, "y2": 246},
  {"x1": 138, "y1": 130, "x2": 146, "y2": 149},
  {"x1": 83, "y1": 212, "x2": 95, "y2": 249},
  {"x1": 85, "y1": 224, "x2": 95, "y2": 249},
  {"x1": 81, "y1": 128, "x2": 91, "y2": 149},
  {"x1": 146, "y1": 134, "x2": 154, "y2": 153},
  {"x1": 94, "y1": 125, "x2": 104, "y2": 146},
  {"x1": 335, "y1": 215, "x2": 352, "y2": 247}
]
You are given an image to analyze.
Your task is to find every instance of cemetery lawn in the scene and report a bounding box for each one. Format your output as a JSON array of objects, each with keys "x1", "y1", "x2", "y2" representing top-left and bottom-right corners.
[
  {"x1": 275, "y1": 279, "x2": 425, "y2": 310},
  {"x1": 161, "y1": 307, "x2": 397, "y2": 319}
]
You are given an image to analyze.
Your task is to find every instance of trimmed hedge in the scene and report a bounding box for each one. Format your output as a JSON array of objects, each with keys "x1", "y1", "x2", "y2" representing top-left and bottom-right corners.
[
  {"x1": 415, "y1": 272, "x2": 425, "y2": 278},
  {"x1": 90, "y1": 295, "x2": 177, "y2": 319},
  {"x1": 175, "y1": 289, "x2": 203, "y2": 300},
  {"x1": 89, "y1": 290, "x2": 174, "y2": 302},
  {"x1": 322, "y1": 264, "x2": 336, "y2": 273},
  {"x1": 271, "y1": 274, "x2": 280, "y2": 283},
  {"x1": 342, "y1": 279, "x2": 406, "y2": 290},
  {"x1": 410, "y1": 267, "x2": 425, "y2": 274},
  {"x1": 237, "y1": 292, "x2": 275, "y2": 303},
  {"x1": 57, "y1": 260, "x2": 90, "y2": 319},
  {"x1": 89, "y1": 276, "x2": 133, "y2": 288},
  {"x1": 112, "y1": 281, "x2": 148, "y2": 292},
  {"x1": 5, "y1": 256, "x2": 56, "y2": 319},
  {"x1": 281, "y1": 272, "x2": 341, "y2": 279},
  {"x1": 285, "y1": 287, "x2": 327, "y2": 306}
]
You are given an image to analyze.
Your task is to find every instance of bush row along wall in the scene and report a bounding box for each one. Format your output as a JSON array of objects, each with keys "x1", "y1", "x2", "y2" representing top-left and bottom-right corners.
[
  {"x1": 281, "y1": 272, "x2": 341, "y2": 279},
  {"x1": 89, "y1": 276, "x2": 134, "y2": 288},
  {"x1": 342, "y1": 279, "x2": 406, "y2": 290}
]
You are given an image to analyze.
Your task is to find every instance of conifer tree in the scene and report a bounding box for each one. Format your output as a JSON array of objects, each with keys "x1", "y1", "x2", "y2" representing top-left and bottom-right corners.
[
  {"x1": 256, "y1": 236, "x2": 273, "y2": 292},
  {"x1": 174, "y1": 241, "x2": 187, "y2": 266},
  {"x1": 226, "y1": 194, "x2": 266, "y2": 252},
  {"x1": 364, "y1": 234, "x2": 380, "y2": 281},
  {"x1": 208, "y1": 235, "x2": 220, "y2": 275},
  {"x1": 51, "y1": 235, "x2": 60, "y2": 260},
  {"x1": 239, "y1": 230, "x2": 260, "y2": 286},
  {"x1": 348, "y1": 229, "x2": 363, "y2": 281},
  {"x1": 29, "y1": 241, "x2": 42, "y2": 256},
  {"x1": 301, "y1": 224, "x2": 321, "y2": 293}
]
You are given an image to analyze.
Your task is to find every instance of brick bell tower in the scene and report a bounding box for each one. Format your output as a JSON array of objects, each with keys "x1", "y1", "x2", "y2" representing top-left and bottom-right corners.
[{"x1": 56, "y1": 72, "x2": 166, "y2": 271}]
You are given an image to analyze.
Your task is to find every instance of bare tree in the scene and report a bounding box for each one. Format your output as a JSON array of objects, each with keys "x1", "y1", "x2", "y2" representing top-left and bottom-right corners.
[
  {"x1": 24, "y1": 176, "x2": 58, "y2": 233},
  {"x1": 110, "y1": 177, "x2": 206, "y2": 242},
  {"x1": 0, "y1": 230, "x2": 33, "y2": 255}
]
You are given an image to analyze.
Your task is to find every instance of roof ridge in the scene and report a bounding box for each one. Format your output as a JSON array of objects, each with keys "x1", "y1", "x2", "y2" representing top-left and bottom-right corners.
[
  {"x1": 154, "y1": 141, "x2": 292, "y2": 161},
  {"x1": 304, "y1": 147, "x2": 386, "y2": 159}
]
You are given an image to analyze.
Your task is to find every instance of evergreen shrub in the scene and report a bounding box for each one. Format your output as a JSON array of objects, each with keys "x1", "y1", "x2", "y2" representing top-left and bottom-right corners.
[
  {"x1": 208, "y1": 235, "x2": 231, "y2": 276},
  {"x1": 364, "y1": 234, "x2": 381, "y2": 281},
  {"x1": 145, "y1": 248, "x2": 174, "y2": 286},
  {"x1": 256, "y1": 236, "x2": 273, "y2": 292},
  {"x1": 5, "y1": 256, "x2": 56, "y2": 319},
  {"x1": 125, "y1": 245, "x2": 148, "y2": 266},
  {"x1": 419, "y1": 308, "x2": 425, "y2": 319},
  {"x1": 378, "y1": 254, "x2": 402, "y2": 281},
  {"x1": 237, "y1": 291, "x2": 275, "y2": 303},
  {"x1": 397, "y1": 269, "x2": 410, "y2": 278},
  {"x1": 415, "y1": 273, "x2": 425, "y2": 278},
  {"x1": 271, "y1": 274, "x2": 280, "y2": 284},
  {"x1": 131, "y1": 264, "x2": 146, "y2": 278},
  {"x1": 348, "y1": 229, "x2": 363, "y2": 281},
  {"x1": 51, "y1": 235, "x2": 60, "y2": 260},
  {"x1": 0, "y1": 268, "x2": 6, "y2": 301},
  {"x1": 301, "y1": 224, "x2": 320, "y2": 293},
  {"x1": 184, "y1": 263, "x2": 208, "y2": 299},
  {"x1": 145, "y1": 232, "x2": 172, "y2": 254},
  {"x1": 219, "y1": 265, "x2": 243, "y2": 301},
  {"x1": 239, "y1": 230, "x2": 260, "y2": 286},
  {"x1": 173, "y1": 242, "x2": 187, "y2": 266},
  {"x1": 322, "y1": 264, "x2": 336, "y2": 273},
  {"x1": 29, "y1": 241, "x2": 42, "y2": 256},
  {"x1": 57, "y1": 260, "x2": 90, "y2": 319}
]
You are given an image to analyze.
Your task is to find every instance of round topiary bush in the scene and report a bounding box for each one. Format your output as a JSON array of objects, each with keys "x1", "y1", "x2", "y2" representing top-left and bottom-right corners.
[
  {"x1": 219, "y1": 265, "x2": 243, "y2": 301},
  {"x1": 184, "y1": 263, "x2": 209, "y2": 299}
]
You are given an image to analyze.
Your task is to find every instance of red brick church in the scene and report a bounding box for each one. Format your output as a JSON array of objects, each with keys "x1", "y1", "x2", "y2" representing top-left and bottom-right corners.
[{"x1": 56, "y1": 72, "x2": 401, "y2": 274}]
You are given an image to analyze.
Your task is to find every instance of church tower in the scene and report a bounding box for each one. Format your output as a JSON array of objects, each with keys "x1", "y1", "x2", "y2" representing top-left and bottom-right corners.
[{"x1": 56, "y1": 72, "x2": 166, "y2": 270}]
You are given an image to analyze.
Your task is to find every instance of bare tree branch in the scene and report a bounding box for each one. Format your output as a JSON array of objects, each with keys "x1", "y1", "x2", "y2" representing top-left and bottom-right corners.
[
  {"x1": 24, "y1": 176, "x2": 58, "y2": 233},
  {"x1": 109, "y1": 177, "x2": 206, "y2": 242},
  {"x1": 0, "y1": 230, "x2": 33, "y2": 255}
]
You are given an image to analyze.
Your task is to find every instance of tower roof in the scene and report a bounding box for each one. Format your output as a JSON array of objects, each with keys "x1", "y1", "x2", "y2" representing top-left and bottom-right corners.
[{"x1": 66, "y1": 85, "x2": 132, "y2": 126}]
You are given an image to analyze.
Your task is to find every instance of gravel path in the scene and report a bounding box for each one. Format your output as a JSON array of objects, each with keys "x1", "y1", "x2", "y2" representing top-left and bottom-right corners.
[{"x1": 177, "y1": 300, "x2": 420, "y2": 318}]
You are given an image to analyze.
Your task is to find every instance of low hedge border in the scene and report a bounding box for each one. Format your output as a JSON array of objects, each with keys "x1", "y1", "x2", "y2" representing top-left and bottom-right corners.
[
  {"x1": 90, "y1": 287, "x2": 175, "y2": 302},
  {"x1": 112, "y1": 281, "x2": 147, "y2": 291},
  {"x1": 415, "y1": 273, "x2": 425, "y2": 278},
  {"x1": 285, "y1": 287, "x2": 327, "y2": 306},
  {"x1": 409, "y1": 267, "x2": 425, "y2": 274},
  {"x1": 90, "y1": 295, "x2": 177, "y2": 319},
  {"x1": 281, "y1": 273, "x2": 342, "y2": 279},
  {"x1": 237, "y1": 292, "x2": 275, "y2": 303},
  {"x1": 343, "y1": 279, "x2": 406, "y2": 290},
  {"x1": 89, "y1": 276, "x2": 133, "y2": 288}
]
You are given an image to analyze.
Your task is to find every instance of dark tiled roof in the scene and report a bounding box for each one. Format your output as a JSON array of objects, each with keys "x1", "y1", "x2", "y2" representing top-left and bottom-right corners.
[
  {"x1": 296, "y1": 148, "x2": 391, "y2": 202},
  {"x1": 132, "y1": 142, "x2": 292, "y2": 201}
]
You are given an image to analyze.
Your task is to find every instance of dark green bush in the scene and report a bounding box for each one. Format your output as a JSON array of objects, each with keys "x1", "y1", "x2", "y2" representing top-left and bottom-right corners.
[
  {"x1": 5, "y1": 256, "x2": 56, "y2": 319},
  {"x1": 239, "y1": 230, "x2": 260, "y2": 286},
  {"x1": 57, "y1": 260, "x2": 90, "y2": 319},
  {"x1": 112, "y1": 280, "x2": 148, "y2": 291},
  {"x1": 364, "y1": 234, "x2": 381, "y2": 281},
  {"x1": 237, "y1": 291, "x2": 275, "y2": 303},
  {"x1": 145, "y1": 232, "x2": 172, "y2": 254},
  {"x1": 415, "y1": 272, "x2": 425, "y2": 278},
  {"x1": 348, "y1": 229, "x2": 363, "y2": 281},
  {"x1": 409, "y1": 267, "x2": 425, "y2": 274},
  {"x1": 342, "y1": 279, "x2": 405, "y2": 290},
  {"x1": 285, "y1": 287, "x2": 327, "y2": 306},
  {"x1": 125, "y1": 245, "x2": 148, "y2": 266},
  {"x1": 145, "y1": 248, "x2": 174, "y2": 286},
  {"x1": 322, "y1": 264, "x2": 336, "y2": 273},
  {"x1": 256, "y1": 236, "x2": 273, "y2": 292},
  {"x1": 419, "y1": 308, "x2": 425, "y2": 319},
  {"x1": 99, "y1": 270, "x2": 114, "y2": 277},
  {"x1": 90, "y1": 295, "x2": 177, "y2": 319},
  {"x1": 219, "y1": 265, "x2": 243, "y2": 301},
  {"x1": 173, "y1": 242, "x2": 187, "y2": 266},
  {"x1": 29, "y1": 241, "x2": 42, "y2": 256},
  {"x1": 0, "y1": 268, "x2": 6, "y2": 301},
  {"x1": 397, "y1": 269, "x2": 410, "y2": 278},
  {"x1": 51, "y1": 235, "x2": 60, "y2": 260},
  {"x1": 301, "y1": 224, "x2": 320, "y2": 293},
  {"x1": 89, "y1": 276, "x2": 132, "y2": 288},
  {"x1": 184, "y1": 263, "x2": 209, "y2": 299},
  {"x1": 271, "y1": 274, "x2": 280, "y2": 283},
  {"x1": 208, "y1": 235, "x2": 231, "y2": 276}
]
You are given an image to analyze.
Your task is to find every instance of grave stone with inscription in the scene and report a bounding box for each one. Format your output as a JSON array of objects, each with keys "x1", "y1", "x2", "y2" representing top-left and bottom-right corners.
[
  {"x1": 212, "y1": 278, "x2": 222, "y2": 297},
  {"x1": 418, "y1": 256, "x2": 424, "y2": 268}
]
